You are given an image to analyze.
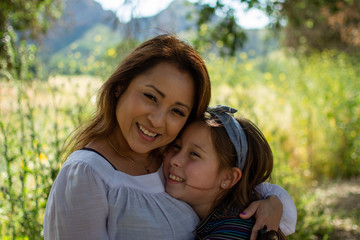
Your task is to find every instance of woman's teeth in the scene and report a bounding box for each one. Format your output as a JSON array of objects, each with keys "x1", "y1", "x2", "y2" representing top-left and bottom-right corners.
[
  {"x1": 169, "y1": 174, "x2": 184, "y2": 182},
  {"x1": 139, "y1": 124, "x2": 157, "y2": 137}
]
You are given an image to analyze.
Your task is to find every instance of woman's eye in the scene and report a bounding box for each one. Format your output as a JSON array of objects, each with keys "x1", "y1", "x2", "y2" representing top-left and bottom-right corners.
[
  {"x1": 172, "y1": 108, "x2": 185, "y2": 117},
  {"x1": 144, "y1": 93, "x2": 157, "y2": 103}
]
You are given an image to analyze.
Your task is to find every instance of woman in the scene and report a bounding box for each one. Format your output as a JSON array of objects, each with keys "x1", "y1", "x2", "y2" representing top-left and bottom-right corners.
[{"x1": 43, "y1": 34, "x2": 296, "y2": 239}]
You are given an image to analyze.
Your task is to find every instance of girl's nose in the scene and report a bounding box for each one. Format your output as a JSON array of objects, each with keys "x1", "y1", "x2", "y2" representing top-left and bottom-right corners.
[{"x1": 170, "y1": 152, "x2": 183, "y2": 168}]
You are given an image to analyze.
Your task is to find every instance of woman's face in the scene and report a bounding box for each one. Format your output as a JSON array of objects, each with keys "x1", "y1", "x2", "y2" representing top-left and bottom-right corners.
[
  {"x1": 115, "y1": 62, "x2": 194, "y2": 154},
  {"x1": 163, "y1": 121, "x2": 224, "y2": 208}
]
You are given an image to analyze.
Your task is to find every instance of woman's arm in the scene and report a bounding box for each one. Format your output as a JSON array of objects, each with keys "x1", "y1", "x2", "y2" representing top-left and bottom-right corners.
[
  {"x1": 43, "y1": 161, "x2": 109, "y2": 240},
  {"x1": 240, "y1": 183, "x2": 297, "y2": 240}
]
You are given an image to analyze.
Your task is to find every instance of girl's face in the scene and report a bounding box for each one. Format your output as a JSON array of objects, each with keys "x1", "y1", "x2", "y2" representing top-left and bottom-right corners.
[
  {"x1": 115, "y1": 62, "x2": 194, "y2": 154},
  {"x1": 163, "y1": 121, "x2": 225, "y2": 210}
]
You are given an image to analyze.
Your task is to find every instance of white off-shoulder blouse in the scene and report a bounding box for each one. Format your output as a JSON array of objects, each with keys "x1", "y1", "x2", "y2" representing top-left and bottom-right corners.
[{"x1": 43, "y1": 149, "x2": 296, "y2": 239}]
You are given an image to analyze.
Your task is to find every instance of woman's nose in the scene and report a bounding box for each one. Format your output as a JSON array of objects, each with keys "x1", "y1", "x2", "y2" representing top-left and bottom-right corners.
[{"x1": 148, "y1": 108, "x2": 166, "y2": 128}]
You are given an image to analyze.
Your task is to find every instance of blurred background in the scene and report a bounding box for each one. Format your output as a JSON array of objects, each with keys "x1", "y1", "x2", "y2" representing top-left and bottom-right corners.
[{"x1": 1, "y1": 0, "x2": 359, "y2": 239}]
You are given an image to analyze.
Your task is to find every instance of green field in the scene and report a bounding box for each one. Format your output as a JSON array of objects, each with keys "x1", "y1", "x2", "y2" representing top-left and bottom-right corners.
[{"x1": 1, "y1": 51, "x2": 359, "y2": 239}]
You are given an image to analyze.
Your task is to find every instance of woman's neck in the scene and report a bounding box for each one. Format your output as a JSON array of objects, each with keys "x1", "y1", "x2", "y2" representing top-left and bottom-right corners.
[{"x1": 111, "y1": 127, "x2": 150, "y2": 161}]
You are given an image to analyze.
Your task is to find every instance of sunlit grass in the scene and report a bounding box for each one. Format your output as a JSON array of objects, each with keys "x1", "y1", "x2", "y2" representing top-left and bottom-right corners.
[
  {"x1": 0, "y1": 51, "x2": 359, "y2": 239},
  {"x1": 207, "y1": 50, "x2": 360, "y2": 239},
  {"x1": 0, "y1": 75, "x2": 102, "y2": 238}
]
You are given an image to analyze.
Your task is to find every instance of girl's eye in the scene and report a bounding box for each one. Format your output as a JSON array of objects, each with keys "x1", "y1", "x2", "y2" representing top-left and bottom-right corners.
[
  {"x1": 190, "y1": 152, "x2": 200, "y2": 158},
  {"x1": 165, "y1": 143, "x2": 180, "y2": 156},
  {"x1": 172, "y1": 108, "x2": 185, "y2": 117},
  {"x1": 173, "y1": 143, "x2": 181, "y2": 150},
  {"x1": 144, "y1": 93, "x2": 157, "y2": 103}
]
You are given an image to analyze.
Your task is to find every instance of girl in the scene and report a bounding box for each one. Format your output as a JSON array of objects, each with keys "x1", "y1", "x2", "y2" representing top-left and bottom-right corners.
[{"x1": 164, "y1": 105, "x2": 292, "y2": 239}]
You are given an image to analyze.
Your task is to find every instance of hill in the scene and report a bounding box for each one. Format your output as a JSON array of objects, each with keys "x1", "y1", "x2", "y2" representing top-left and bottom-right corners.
[
  {"x1": 39, "y1": 0, "x2": 195, "y2": 57},
  {"x1": 40, "y1": 0, "x2": 119, "y2": 55},
  {"x1": 39, "y1": 0, "x2": 279, "y2": 75}
]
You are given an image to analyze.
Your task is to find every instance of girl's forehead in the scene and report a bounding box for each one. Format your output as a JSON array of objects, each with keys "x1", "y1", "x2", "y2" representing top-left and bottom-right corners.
[
  {"x1": 181, "y1": 121, "x2": 211, "y2": 142},
  {"x1": 184, "y1": 121, "x2": 207, "y2": 133}
]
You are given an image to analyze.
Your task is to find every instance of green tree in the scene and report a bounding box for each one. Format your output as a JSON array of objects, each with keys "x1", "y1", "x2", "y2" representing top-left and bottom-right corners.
[
  {"x1": 0, "y1": 0, "x2": 63, "y2": 80},
  {"x1": 192, "y1": 0, "x2": 360, "y2": 55},
  {"x1": 279, "y1": 0, "x2": 360, "y2": 53},
  {"x1": 191, "y1": 1, "x2": 248, "y2": 56}
]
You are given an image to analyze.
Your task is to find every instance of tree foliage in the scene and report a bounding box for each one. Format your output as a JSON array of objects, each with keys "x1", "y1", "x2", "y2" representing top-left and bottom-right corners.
[
  {"x1": 192, "y1": 0, "x2": 261, "y2": 56},
  {"x1": 0, "y1": 0, "x2": 63, "y2": 79},
  {"x1": 277, "y1": 0, "x2": 360, "y2": 53},
  {"x1": 194, "y1": 0, "x2": 360, "y2": 55}
]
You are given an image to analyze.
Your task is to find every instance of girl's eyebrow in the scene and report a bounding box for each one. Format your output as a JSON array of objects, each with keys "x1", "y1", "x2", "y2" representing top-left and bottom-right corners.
[
  {"x1": 192, "y1": 143, "x2": 206, "y2": 154},
  {"x1": 145, "y1": 84, "x2": 190, "y2": 110}
]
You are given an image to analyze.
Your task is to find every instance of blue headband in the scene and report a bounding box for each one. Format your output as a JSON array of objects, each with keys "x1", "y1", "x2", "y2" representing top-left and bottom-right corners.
[{"x1": 207, "y1": 105, "x2": 248, "y2": 170}]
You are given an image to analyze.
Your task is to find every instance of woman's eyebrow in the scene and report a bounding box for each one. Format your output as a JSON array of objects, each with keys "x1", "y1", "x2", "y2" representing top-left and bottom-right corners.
[
  {"x1": 145, "y1": 84, "x2": 190, "y2": 110},
  {"x1": 175, "y1": 102, "x2": 190, "y2": 110},
  {"x1": 145, "y1": 84, "x2": 165, "y2": 97}
]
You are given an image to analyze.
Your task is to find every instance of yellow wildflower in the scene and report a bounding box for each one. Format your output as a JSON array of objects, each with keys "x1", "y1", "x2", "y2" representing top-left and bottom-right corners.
[
  {"x1": 107, "y1": 48, "x2": 116, "y2": 57},
  {"x1": 240, "y1": 52, "x2": 247, "y2": 60},
  {"x1": 39, "y1": 153, "x2": 48, "y2": 164},
  {"x1": 264, "y1": 72, "x2": 273, "y2": 80}
]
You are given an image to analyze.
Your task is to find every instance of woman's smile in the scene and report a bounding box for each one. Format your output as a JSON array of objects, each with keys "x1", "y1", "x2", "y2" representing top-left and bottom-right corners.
[{"x1": 137, "y1": 123, "x2": 160, "y2": 140}]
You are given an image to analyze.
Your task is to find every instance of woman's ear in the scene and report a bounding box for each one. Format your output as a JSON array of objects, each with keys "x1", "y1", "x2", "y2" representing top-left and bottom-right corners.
[
  {"x1": 220, "y1": 168, "x2": 242, "y2": 189},
  {"x1": 115, "y1": 89, "x2": 120, "y2": 98}
]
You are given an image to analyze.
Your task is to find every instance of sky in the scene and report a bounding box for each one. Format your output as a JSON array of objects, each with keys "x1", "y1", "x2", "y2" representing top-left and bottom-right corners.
[{"x1": 94, "y1": 0, "x2": 269, "y2": 29}]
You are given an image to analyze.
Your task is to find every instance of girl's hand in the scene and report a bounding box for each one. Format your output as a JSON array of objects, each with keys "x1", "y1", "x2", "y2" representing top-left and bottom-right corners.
[{"x1": 240, "y1": 195, "x2": 283, "y2": 240}]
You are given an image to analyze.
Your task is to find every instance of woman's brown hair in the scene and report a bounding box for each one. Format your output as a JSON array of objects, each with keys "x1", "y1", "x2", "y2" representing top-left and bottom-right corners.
[{"x1": 63, "y1": 34, "x2": 211, "y2": 159}]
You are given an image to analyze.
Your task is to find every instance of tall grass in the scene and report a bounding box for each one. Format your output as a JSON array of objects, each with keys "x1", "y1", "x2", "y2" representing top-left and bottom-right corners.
[
  {"x1": 208, "y1": 50, "x2": 360, "y2": 181},
  {"x1": 206, "y1": 50, "x2": 360, "y2": 238},
  {"x1": 0, "y1": 51, "x2": 359, "y2": 238},
  {"x1": 0, "y1": 76, "x2": 101, "y2": 238}
]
